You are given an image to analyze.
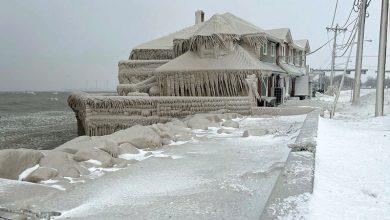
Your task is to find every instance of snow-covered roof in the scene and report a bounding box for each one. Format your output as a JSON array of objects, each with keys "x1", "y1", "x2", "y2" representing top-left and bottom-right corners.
[
  {"x1": 156, "y1": 45, "x2": 284, "y2": 73},
  {"x1": 157, "y1": 45, "x2": 259, "y2": 71},
  {"x1": 294, "y1": 39, "x2": 311, "y2": 52},
  {"x1": 266, "y1": 28, "x2": 293, "y2": 43},
  {"x1": 134, "y1": 12, "x2": 287, "y2": 50},
  {"x1": 279, "y1": 62, "x2": 306, "y2": 76},
  {"x1": 134, "y1": 23, "x2": 203, "y2": 50}
]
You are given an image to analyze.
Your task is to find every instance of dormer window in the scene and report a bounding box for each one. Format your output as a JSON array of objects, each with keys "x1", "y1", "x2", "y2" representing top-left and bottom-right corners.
[
  {"x1": 271, "y1": 43, "x2": 276, "y2": 57},
  {"x1": 262, "y1": 42, "x2": 267, "y2": 55}
]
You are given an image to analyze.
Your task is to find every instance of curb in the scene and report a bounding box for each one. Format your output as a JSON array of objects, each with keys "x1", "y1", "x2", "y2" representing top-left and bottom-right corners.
[{"x1": 260, "y1": 109, "x2": 320, "y2": 219}]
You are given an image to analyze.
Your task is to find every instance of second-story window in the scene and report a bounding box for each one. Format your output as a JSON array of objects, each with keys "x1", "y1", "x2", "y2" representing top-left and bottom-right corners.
[
  {"x1": 289, "y1": 48, "x2": 293, "y2": 63},
  {"x1": 281, "y1": 45, "x2": 285, "y2": 61},
  {"x1": 262, "y1": 42, "x2": 267, "y2": 55},
  {"x1": 271, "y1": 43, "x2": 276, "y2": 57}
]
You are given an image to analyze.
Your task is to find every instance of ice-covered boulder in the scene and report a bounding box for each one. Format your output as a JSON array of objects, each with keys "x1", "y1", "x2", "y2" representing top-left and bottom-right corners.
[
  {"x1": 56, "y1": 136, "x2": 95, "y2": 154},
  {"x1": 40, "y1": 151, "x2": 87, "y2": 178},
  {"x1": 242, "y1": 129, "x2": 269, "y2": 137},
  {"x1": 73, "y1": 148, "x2": 114, "y2": 168},
  {"x1": 217, "y1": 128, "x2": 234, "y2": 134},
  {"x1": 0, "y1": 149, "x2": 44, "y2": 180},
  {"x1": 25, "y1": 167, "x2": 58, "y2": 183},
  {"x1": 110, "y1": 125, "x2": 162, "y2": 149},
  {"x1": 118, "y1": 143, "x2": 139, "y2": 154},
  {"x1": 186, "y1": 115, "x2": 219, "y2": 130},
  {"x1": 222, "y1": 120, "x2": 239, "y2": 128}
]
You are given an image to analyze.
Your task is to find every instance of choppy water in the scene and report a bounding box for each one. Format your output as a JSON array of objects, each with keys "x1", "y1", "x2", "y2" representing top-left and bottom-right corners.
[{"x1": 0, "y1": 92, "x2": 77, "y2": 150}]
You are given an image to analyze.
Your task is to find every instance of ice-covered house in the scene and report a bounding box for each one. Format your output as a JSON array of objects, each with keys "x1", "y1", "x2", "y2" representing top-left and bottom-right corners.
[
  {"x1": 69, "y1": 11, "x2": 311, "y2": 136},
  {"x1": 119, "y1": 11, "x2": 310, "y2": 105}
]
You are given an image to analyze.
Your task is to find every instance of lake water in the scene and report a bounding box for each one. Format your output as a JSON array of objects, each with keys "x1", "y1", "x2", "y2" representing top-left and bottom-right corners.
[{"x1": 0, "y1": 92, "x2": 77, "y2": 150}]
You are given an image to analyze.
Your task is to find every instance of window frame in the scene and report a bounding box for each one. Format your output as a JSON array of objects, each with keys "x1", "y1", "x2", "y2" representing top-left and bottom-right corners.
[
  {"x1": 271, "y1": 43, "x2": 276, "y2": 57},
  {"x1": 262, "y1": 42, "x2": 268, "y2": 56}
]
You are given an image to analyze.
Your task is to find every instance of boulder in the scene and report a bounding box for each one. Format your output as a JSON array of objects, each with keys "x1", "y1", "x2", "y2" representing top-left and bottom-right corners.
[
  {"x1": 40, "y1": 151, "x2": 87, "y2": 178},
  {"x1": 222, "y1": 120, "x2": 239, "y2": 128},
  {"x1": 94, "y1": 139, "x2": 120, "y2": 158},
  {"x1": 73, "y1": 148, "x2": 114, "y2": 168},
  {"x1": 242, "y1": 129, "x2": 269, "y2": 137},
  {"x1": 56, "y1": 136, "x2": 96, "y2": 154},
  {"x1": 0, "y1": 149, "x2": 44, "y2": 180},
  {"x1": 186, "y1": 115, "x2": 218, "y2": 130},
  {"x1": 110, "y1": 125, "x2": 162, "y2": 149},
  {"x1": 217, "y1": 128, "x2": 234, "y2": 134},
  {"x1": 118, "y1": 143, "x2": 139, "y2": 154},
  {"x1": 113, "y1": 158, "x2": 128, "y2": 168},
  {"x1": 25, "y1": 167, "x2": 58, "y2": 183}
]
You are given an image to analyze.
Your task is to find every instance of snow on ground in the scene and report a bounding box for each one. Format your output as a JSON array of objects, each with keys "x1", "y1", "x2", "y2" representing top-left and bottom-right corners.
[
  {"x1": 311, "y1": 115, "x2": 390, "y2": 219},
  {"x1": 0, "y1": 115, "x2": 305, "y2": 220},
  {"x1": 287, "y1": 89, "x2": 390, "y2": 219}
]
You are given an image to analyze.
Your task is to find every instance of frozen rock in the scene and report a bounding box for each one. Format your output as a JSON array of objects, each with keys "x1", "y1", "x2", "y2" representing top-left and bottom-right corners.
[
  {"x1": 97, "y1": 140, "x2": 120, "y2": 158},
  {"x1": 243, "y1": 129, "x2": 269, "y2": 136},
  {"x1": 144, "y1": 152, "x2": 153, "y2": 157},
  {"x1": 40, "y1": 151, "x2": 87, "y2": 178},
  {"x1": 25, "y1": 167, "x2": 58, "y2": 183},
  {"x1": 186, "y1": 115, "x2": 218, "y2": 130},
  {"x1": 73, "y1": 148, "x2": 114, "y2": 168},
  {"x1": 0, "y1": 149, "x2": 44, "y2": 180},
  {"x1": 118, "y1": 143, "x2": 139, "y2": 154},
  {"x1": 217, "y1": 128, "x2": 234, "y2": 134},
  {"x1": 110, "y1": 125, "x2": 162, "y2": 149},
  {"x1": 56, "y1": 136, "x2": 96, "y2": 154},
  {"x1": 222, "y1": 120, "x2": 239, "y2": 128},
  {"x1": 113, "y1": 158, "x2": 128, "y2": 168}
]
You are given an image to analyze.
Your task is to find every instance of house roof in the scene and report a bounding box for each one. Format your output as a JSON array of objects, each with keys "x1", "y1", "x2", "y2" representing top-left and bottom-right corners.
[
  {"x1": 134, "y1": 23, "x2": 203, "y2": 50},
  {"x1": 156, "y1": 45, "x2": 284, "y2": 74},
  {"x1": 279, "y1": 62, "x2": 306, "y2": 77},
  {"x1": 266, "y1": 28, "x2": 293, "y2": 43},
  {"x1": 294, "y1": 39, "x2": 311, "y2": 52},
  {"x1": 156, "y1": 45, "x2": 260, "y2": 71},
  {"x1": 134, "y1": 12, "x2": 287, "y2": 50}
]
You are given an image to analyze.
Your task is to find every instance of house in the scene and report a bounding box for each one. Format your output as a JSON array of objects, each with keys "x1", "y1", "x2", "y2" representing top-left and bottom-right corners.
[
  {"x1": 68, "y1": 11, "x2": 311, "y2": 136},
  {"x1": 120, "y1": 11, "x2": 311, "y2": 105}
]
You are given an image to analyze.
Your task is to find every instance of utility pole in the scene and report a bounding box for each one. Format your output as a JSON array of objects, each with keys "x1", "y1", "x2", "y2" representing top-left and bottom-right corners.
[
  {"x1": 352, "y1": 0, "x2": 368, "y2": 104},
  {"x1": 326, "y1": 24, "x2": 347, "y2": 95},
  {"x1": 375, "y1": 0, "x2": 389, "y2": 117}
]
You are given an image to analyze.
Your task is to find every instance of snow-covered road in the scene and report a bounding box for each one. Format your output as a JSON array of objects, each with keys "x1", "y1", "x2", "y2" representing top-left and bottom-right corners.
[{"x1": 0, "y1": 115, "x2": 305, "y2": 220}]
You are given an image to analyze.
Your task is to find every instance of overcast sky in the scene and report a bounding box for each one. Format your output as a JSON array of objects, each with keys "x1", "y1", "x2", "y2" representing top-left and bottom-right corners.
[{"x1": 0, "y1": 0, "x2": 386, "y2": 91}]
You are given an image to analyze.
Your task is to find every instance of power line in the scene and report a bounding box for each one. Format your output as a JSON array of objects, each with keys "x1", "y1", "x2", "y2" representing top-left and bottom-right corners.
[{"x1": 331, "y1": 0, "x2": 340, "y2": 27}]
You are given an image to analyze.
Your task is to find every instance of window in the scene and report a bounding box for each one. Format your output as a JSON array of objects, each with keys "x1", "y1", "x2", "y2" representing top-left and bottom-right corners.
[
  {"x1": 271, "y1": 43, "x2": 276, "y2": 57},
  {"x1": 262, "y1": 42, "x2": 267, "y2": 55},
  {"x1": 281, "y1": 45, "x2": 285, "y2": 61},
  {"x1": 289, "y1": 48, "x2": 293, "y2": 63}
]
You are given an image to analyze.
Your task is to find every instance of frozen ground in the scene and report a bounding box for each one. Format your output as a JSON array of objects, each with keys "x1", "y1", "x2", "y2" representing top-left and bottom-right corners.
[
  {"x1": 0, "y1": 115, "x2": 305, "y2": 220},
  {"x1": 281, "y1": 89, "x2": 390, "y2": 219}
]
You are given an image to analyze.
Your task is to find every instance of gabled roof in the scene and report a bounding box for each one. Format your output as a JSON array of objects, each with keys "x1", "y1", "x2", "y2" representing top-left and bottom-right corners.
[
  {"x1": 134, "y1": 12, "x2": 282, "y2": 50},
  {"x1": 156, "y1": 45, "x2": 261, "y2": 71},
  {"x1": 134, "y1": 23, "x2": 203, "y2": 50},
  {"x1": 266, "y1": 28, "x2": 293, "y2": 43},
  {"x1": 156, "y1": 45, "x2": 284, "y2": 73},
  {"x1": 294, "y1": 39, "x2": 311, "y2": 52}
]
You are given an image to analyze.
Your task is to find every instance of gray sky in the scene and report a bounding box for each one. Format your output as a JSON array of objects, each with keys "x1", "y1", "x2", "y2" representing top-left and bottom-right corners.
[{"x1": 0, "y1": 0, "x2": 386, "y2": 91}]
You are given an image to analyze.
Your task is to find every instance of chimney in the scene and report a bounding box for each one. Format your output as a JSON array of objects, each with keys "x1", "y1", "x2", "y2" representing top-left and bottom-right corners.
[{"x1": 195, "y1": 10, "x2": 205, "y2": 25}]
